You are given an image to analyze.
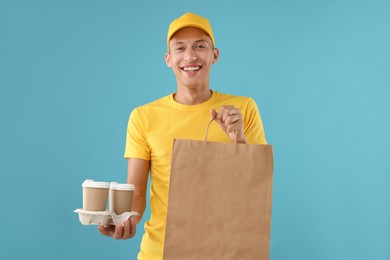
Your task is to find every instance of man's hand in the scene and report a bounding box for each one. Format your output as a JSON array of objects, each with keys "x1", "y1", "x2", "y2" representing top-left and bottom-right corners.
[
  {"x1": 210, "y1": 106, "x2": 247, "y2": 144},
  {"x1": 98, "y1": 217, "x2": 136, "y2": 240}
]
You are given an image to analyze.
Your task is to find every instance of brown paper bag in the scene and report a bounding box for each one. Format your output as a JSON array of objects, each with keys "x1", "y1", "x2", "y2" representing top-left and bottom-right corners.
[{"x1": 164, "y1": 122, "x2": 274, "y2": 260}]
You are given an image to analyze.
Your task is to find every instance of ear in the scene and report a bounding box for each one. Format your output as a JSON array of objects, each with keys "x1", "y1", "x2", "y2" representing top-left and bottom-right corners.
[
  {"x1": 212, "y1": 48, "x2": 220, "y2": 64},
  {"x1": 165, "y1": 52, "x2": 172, "y2": 68}
]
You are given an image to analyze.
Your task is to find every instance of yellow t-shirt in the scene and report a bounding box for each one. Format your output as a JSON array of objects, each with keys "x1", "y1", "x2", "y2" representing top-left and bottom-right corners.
[{"x1": 124, "y1": 91, "x2": 267, "y2": 260}]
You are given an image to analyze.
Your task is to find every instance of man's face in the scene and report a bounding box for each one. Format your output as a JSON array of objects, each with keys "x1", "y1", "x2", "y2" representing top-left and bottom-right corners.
[{"x1": 165, "y1": 27, "x2": 219, "y2": 89}]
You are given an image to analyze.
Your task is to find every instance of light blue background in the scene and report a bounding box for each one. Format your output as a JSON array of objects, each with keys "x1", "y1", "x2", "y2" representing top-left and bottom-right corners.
[{"x1": 1, "y1": 0, "x2": 389, "y2": 259}]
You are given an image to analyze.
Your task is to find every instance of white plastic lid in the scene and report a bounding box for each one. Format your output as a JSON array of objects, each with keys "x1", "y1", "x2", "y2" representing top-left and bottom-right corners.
[
  {"x1": 110, "y1": 182, "x2": 135, "y2": 191},
  {"x1": 82, "y1": 179, "x2": 110, "y2": 189}
]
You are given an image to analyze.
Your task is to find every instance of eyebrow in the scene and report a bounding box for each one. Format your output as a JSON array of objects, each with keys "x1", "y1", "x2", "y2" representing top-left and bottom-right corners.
[{"x1": 172, "y1": 40, "x2": 209, "y2": 46}]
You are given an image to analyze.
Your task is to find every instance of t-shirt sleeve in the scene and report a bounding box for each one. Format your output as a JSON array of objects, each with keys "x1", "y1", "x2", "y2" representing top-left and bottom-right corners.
[
  {"x1": 243, "y1": 97, "x2": 267, "y2": 145},
  {"x1": 124, "y1": 108, "x2": 151, "y2": 160}
]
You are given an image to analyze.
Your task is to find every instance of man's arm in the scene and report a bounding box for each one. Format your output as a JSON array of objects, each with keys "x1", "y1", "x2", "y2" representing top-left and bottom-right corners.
[
  {"x1": 98, "y1": 158, "x2": 149, "y2": 240},
  {"x1": 128, "y1": 158, "x2": 149, "y2": 224}
]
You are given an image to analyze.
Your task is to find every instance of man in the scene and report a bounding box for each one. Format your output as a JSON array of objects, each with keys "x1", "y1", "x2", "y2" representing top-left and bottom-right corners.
[{"x1": 98, "y1": 12, "x2": 267, "y2": 259}]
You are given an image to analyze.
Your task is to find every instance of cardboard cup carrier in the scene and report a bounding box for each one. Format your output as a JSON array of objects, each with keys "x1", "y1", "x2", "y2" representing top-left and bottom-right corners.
[{"x1": 76, "y1": 180, "x2": 138, "y2": 226}]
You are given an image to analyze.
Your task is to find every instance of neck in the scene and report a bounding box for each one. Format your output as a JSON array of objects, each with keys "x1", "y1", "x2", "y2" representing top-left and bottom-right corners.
[{"x1": 174, "y1": 83, "x2": 212, "y2": 105}]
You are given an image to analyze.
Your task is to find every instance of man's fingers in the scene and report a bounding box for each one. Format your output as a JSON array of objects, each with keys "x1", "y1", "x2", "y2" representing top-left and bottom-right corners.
[
  {"x1": 216, "y1": 106, "x2": 228, "y2": 122},
  {"x1": 226, "y1": 120, "x2": 243, "y2": 133},
  {"x1": 113, "y1": 224, "x2": 124, "y2": 240},
  {"x1": 129, "y1": 217, "x2": 137, "y2": 238},
  {"x1": 209, "y1": 108, "x2": 217, "y2": 119},
  {"x1": 122, "y1": 219, "x2": 132, "y2": 239},
  {"x1": 214, "y1": 106, "x2": 243, "y2": 130},
  {"x1": 211, "y1": 106, "x2": 246, "y2": 143},
  {"x1": 98, "y1": 218, "x2": 137, "y2": 240},
  {"x1": 97, "y1": 225, "x2": 107, "y2": 236},
  {"x1": 224, "y1": 114, "x2": 240, "y2": 128},
  {"x1": 217, "y1": 106, "x2": 239, "y2": 122},
  {"x1": 97, "y1": 225, "x2": 114, "y2": 237}
]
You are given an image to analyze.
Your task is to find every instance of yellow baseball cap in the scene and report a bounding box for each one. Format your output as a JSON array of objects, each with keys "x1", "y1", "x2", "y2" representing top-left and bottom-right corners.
[{"x1": 167, "y1": 12, "x2": 215, "y2": 51}]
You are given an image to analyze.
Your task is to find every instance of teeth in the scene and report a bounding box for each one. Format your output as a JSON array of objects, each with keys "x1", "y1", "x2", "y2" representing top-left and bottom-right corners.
[{"x1": 183, "y1": 66, "x2": 200, "y2": 71}]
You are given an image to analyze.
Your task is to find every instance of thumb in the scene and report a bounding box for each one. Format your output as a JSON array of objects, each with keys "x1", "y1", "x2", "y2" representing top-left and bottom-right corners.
[{"x1": 209, "y1": 108, "x2": 217, "y2": 119}]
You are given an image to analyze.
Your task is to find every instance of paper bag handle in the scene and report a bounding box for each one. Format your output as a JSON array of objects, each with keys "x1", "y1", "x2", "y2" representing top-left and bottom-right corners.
[{"x1": 204, "y1": 118, "x2": 237, "y2": 143}]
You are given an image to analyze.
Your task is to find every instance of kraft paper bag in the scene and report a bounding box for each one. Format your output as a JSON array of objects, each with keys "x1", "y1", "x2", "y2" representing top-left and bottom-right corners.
[{"x1": 164, "y1": 122, "x2": 274, "y2": 260}]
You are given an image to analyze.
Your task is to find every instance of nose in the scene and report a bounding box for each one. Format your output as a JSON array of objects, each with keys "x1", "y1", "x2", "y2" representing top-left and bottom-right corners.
[{"x1": 184, "y1": 48, "x2": 197, "y2": 61}]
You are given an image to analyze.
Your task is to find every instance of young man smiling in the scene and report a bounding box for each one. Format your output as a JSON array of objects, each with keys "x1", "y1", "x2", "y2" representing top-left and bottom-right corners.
[{"x1": 98, "y1": 12, "x2": 267, "y2": 259}]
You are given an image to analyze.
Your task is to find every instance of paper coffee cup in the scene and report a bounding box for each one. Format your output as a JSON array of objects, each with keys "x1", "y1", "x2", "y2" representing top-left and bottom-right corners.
[
  {"x1": 109, "y1": 182, "x2": 135, "y2": 215},
  {"x1": 82, "y1": 180, "x2": 110, "y2": 211}
]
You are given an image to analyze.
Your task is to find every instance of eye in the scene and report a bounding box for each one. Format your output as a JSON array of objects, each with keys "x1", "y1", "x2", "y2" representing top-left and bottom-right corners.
[
  {"x1": 175, "y1": 47, "x2": 185, "y2": 51},
  {"x1": 196, "y1": 45, "x2": 206, "y2": 49}
]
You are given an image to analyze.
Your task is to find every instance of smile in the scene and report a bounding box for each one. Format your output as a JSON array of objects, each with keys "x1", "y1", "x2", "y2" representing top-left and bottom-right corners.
[{"x1": 181, "y1": 66, "x2": 202, "y2": 72}]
